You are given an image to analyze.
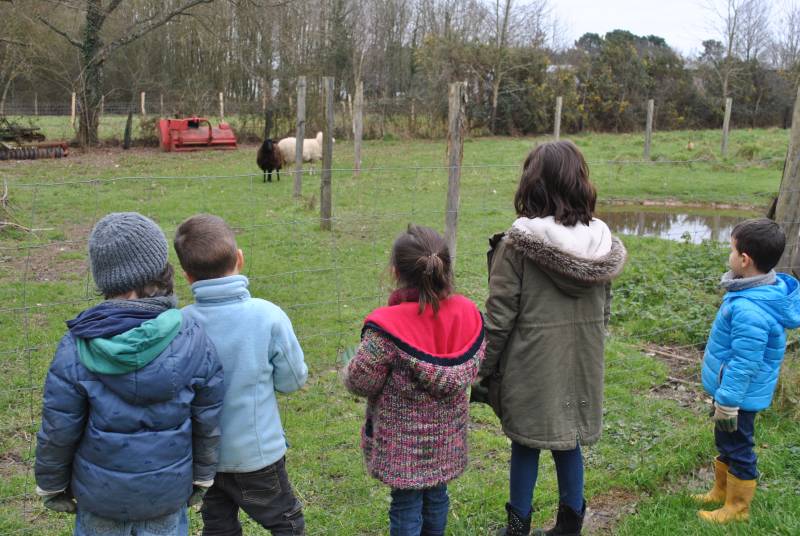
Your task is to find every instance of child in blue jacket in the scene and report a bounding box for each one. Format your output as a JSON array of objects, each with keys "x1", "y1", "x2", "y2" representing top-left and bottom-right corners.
[
  {"x1": 175, "y1": 214, "x2": 308, "y2": 536},
  {"x1": 695, "y1": 218, "x2": 800, "y2": 524},
  {"x1": 35, "y1": 212, "x2": 224, "y2": 536}
]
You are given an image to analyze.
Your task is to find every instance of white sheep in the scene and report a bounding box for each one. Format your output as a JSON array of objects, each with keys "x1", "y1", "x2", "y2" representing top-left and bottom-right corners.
[{"x1": 277, "y1": 132, "x2": 334, "y2": 171}]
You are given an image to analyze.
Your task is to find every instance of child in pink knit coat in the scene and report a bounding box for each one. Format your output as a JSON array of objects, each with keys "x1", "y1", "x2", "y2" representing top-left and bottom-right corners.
[{"x1": 343, "y1": 224, "x2": 485, "y2": 536}]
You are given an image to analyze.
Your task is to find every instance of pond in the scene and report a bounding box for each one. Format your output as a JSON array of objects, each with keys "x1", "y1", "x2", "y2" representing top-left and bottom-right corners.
[{"x1": 596, "y1": 207, "x2": 760, "y2": 244}]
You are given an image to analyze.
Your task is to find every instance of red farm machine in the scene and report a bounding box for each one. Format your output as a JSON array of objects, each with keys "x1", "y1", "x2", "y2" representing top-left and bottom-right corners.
[
  {"x1": 157, "y1": 117, "x2": 237, "y2": 152},
  {"x1": 0, "y1": 117, "x2": 69, "y2": 161}
]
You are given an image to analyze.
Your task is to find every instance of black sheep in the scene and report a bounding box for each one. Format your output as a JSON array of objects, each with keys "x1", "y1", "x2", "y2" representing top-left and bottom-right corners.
[{"x1": 256, "y1": 139, "x2": 284, "y2": 183}]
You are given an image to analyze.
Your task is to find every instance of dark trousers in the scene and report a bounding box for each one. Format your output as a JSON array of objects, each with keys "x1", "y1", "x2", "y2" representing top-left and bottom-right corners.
[
  {"x1": 200, "y1": 457, "x2": 304, "y2": 536},
  {"x1": 509, "y1": 442, "x2": 584, "y2": 517},
  {"x1": 389, "y1": 484, "x2": 449, "y2": 536},
  {"x1": 715, "y1": 409, "x2": 758, "y2": 481}
]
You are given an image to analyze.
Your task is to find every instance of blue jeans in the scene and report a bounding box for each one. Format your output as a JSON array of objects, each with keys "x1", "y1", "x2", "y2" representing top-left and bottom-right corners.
[
  {"x1": 509, "y1": 442, "x2": 584, "y2": 517},
  {"x1": 74, "y1": 508, "x2": 187, "y2": 536},
  {"x1": 389, "y1": 484, "x2": 449, "y2": 536},
  {"x1": 715, "y1": 409, "x2": 758, "y2": 480}
]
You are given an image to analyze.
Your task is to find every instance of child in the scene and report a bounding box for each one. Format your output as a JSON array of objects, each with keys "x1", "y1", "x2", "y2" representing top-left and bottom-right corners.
[
  {"x1": 35, "y1": 212, "x2": 224, "y2": 535},
  {"x1": 694, "y1": 218, "x2": 800, "y2": 523},
  {"x1": 174, "y1": 214, "x2": 308, "y2": 536},
  {"x1": 480, "y1": 141, "x2": 626, "y2": 536},
  {"x1": 343, "y1": 224, "x2": 485, "y2": 536}
]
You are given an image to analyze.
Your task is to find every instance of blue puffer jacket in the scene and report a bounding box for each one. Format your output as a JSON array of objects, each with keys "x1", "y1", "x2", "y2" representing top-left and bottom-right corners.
[
  {"x1": 702, "y1": 273, "x2": 800, "y2": 411},
  {"x1": 35, "y1": 308, "x2": 224, "y2": 521}
]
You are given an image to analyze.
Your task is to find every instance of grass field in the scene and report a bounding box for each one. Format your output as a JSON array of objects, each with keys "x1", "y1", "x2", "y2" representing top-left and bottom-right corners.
[{"x1": 1, "y1": 129, "x2": 798, "y2": 535}]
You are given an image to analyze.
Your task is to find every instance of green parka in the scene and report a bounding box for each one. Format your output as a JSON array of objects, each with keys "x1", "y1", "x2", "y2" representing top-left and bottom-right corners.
[{"x1": 479, "y1": 220, "x2": 627, "y2": 450}]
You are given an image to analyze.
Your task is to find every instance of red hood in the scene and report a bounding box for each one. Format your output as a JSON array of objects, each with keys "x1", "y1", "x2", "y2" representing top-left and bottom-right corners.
[{"x1": 363, "y1": 293, "x2": 484, "y2": 366}]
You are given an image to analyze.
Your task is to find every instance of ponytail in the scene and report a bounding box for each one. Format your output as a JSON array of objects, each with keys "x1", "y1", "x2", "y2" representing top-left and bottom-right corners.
[
  {"x1": 391, "y1": 225, "x2": 453, "y2": 315},
  {"x1": 416, "y1": 252, "x2": 447, "y2": 314}
]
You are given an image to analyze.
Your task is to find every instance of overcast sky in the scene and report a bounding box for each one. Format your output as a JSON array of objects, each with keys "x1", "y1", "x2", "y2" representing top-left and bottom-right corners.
[{"x1": 550, "y1": 0, "x2": 765, "y2": 58}]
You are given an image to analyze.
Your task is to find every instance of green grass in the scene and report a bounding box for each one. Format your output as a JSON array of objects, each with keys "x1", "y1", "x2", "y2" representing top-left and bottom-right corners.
[
  {"x1": 2, "y1": 124, "x2": 788, "y2": 208},
  {"x1": 0, "y1": 132, "x2": 798, "y2": 534}
]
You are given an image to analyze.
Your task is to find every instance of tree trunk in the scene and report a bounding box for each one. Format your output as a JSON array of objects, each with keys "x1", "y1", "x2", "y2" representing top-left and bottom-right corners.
[
  {"x1": 0, "y1": 78, "x2": 12, "y2": 116},
  {"x1": 78, "y1": 0, "x2": 105, "y2": 146},
  {"x1": 490, "y1": 77, "x2": 501, "y2": 135}
]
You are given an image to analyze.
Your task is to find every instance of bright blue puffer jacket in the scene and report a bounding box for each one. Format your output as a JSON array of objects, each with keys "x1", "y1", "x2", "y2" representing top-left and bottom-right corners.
[
  {"x1": 35, "y1": 309, "x2": 224, "y2": 521},
  {"x1": 702, "y1": 273, "x2": 800, "y2": 411}
]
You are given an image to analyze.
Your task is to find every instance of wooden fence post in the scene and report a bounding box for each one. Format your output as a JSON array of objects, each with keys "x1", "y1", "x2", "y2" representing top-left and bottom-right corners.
[
  {"x1": 554, "y1": 96, "x2": 563, "y2": 140},
  {"x1": 294, "y1": 76, "x2": 307, "y2": 199},
  {"x1": 774, "y1": 87, "x2": 800, "y2": 272},
  {"x1": 644, "y1": 99, "x2": 654, "y2": 159},
  {"x1": 410, "y1": 98, "x2": 416, "y2": 136},
  {"x1": 321, "y1": 77, "x2": 335, "y2": 231},
  {"x1": 721, "y1": 97, "x2": 732, "y2": 156},
  {"x1": 444, "y1": 82, "x2": 467, "y2": 267},
  {"x1": 99, "y1": 95, "x2": 104, "y2": 120},
  {"x1": 70, "y1": 92, "x2": 76, "y2": 128},
  {"x1": 219, "y1": 92, "x2": 224, "y2": 121},
  {"x1": 34, "y1": 93, "x2": 38, "y2": 116},
  {"x1": 140, "y1": 92, "x2": 146, "y2": 117},
  {"x1": 123, "y1": 110, "x2": 133, "y2": 150},
  {"x1": 353, "y1": 80, "x2": 364, "y2": 177}
]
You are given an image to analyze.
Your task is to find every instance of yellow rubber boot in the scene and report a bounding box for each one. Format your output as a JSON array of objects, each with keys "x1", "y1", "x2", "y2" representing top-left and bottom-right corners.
[
  {"x1": 691, "y1": 458, "x2": 728, "y2": 504},
  {"x1": 698, "y1": 473, "x2": 756, "y2": 524}
]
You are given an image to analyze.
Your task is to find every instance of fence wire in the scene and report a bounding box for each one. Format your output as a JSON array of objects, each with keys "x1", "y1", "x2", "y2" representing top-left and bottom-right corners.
[{"x1": 0, "y1": 154, "x2": 797, "y2": 534}]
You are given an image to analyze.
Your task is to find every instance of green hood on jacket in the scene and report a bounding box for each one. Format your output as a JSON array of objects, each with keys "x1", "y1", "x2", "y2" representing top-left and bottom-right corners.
[{"x1": 76, "y1": 309, "x2": 183, "y2": 375}]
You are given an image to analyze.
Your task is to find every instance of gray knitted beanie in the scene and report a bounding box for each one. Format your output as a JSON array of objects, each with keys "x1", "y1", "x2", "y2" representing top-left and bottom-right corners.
[{"x1": 89, "y1": 212, "x2": 169, "y2": 296}]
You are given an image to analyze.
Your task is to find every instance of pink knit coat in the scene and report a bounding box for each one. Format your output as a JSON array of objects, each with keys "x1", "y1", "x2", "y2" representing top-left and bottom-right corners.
[{"x1": 343, "y1": 292, "x2": 485, "y2": 489}]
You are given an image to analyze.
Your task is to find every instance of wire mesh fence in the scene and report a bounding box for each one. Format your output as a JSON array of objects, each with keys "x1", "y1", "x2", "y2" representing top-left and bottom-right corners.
[{"x1": 0, "y1": 151, "x2": 798, "y2": 533}]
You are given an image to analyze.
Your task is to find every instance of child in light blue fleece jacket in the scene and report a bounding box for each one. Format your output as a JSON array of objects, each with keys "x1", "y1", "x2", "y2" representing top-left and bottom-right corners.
[{"x1": 175, "y1": 214, "x2": 308, "y2": 536}]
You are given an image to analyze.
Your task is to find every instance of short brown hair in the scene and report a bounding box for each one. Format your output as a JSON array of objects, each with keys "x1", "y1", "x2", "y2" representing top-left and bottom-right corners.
[
  {"x1": 391, "y1": 224, "x2": 453, "y2": 314},
  {"x1": 174, "y1": 214, "x2": 238, "y2": 281},
  {"x1": 514, "y1": 140, "x2": 597, "y2": 226}
]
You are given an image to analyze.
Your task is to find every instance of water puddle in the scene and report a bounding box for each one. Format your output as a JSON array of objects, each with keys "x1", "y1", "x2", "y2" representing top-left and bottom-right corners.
[{"x1": 596, "y1": 207, "x2": 759, "y2": 244}]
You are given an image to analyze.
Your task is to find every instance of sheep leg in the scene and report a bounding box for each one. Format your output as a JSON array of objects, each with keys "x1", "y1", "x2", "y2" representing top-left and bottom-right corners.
[
  {"x1": 263, "y1": 170, "x2": 267, "y2": 183},
  {"x1": 267, "y1": 170, "x2": 272, "y2": 183}
]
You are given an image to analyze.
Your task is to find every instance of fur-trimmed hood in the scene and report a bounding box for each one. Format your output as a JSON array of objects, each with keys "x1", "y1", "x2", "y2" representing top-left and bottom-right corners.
[{"x1": 504, "y1": 217, "x2": 627, "y2": 294}]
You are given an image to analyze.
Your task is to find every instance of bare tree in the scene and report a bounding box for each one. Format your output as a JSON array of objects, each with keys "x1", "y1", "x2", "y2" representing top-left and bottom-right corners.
[
  {"x1": 736, "y1": 0, "x2": 772, "y2": 62},
  {"x1": 705, "y1": 0, "x2": 745, "y2": 99},
  {"x1": 0, "y1": 1, "x2": 32, "y2": 114},
  {"x1": 36, "y1": 0, "x2": 220, "y2": 145},
  {"x1": 776, "y1": 1, "x2": 800, "y2": 72},
  {"x1": 485, "y1": 0, "x2": 549, "y2": 134}
]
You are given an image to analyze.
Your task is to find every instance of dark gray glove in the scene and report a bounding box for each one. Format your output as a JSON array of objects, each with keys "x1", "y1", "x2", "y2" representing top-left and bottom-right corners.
[
  {"x1": 188, "y1": 485, "x2": 209, "y2": 507},
  {"x1": 42, "y1": 491, "x2": 76, "y2": 514},
  {"x1": 469, "y1": 377, "x2": 490, "y2": 405}
]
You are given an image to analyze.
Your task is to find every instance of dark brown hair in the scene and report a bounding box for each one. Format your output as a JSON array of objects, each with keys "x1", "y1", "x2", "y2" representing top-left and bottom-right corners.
[
  {"x1": 514, "y1": 140, "x2": 597, "y2": 226},
  {"x1": 732, "y1": 218, "x2": 785, "y2": 273},
  {"x1": 173, "y1": 214, "x2": 238, "y2": 281},
  {"x1": 391, "y1": 224, "x2": 453, "y2": 314},
  {"x1": 103, "y1": 263, "x2": 174, "y2": 299}
]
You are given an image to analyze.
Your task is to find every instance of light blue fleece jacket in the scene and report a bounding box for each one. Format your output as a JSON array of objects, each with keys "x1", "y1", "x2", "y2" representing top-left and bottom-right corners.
[{"x1": 182, "y1": 275, "x2": 307, "y2": 472}]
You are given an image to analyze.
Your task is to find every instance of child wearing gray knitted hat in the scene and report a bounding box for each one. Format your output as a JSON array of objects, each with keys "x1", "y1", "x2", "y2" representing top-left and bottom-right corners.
[
  {"x1": 35, "y1": 212, "x2": 225, "y2": 535},
  {"x1": 88, "y1": 211, "x2": 172, "y2": 298}
]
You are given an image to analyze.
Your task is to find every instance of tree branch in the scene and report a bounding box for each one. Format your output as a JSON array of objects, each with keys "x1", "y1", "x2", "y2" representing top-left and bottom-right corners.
[
  {"x1": 105, "y1": 0, "x2": 124, "y2": 15},
  {"x1": 0, "y1": 37, "x2": 29, "y2": 47},
  {"x1": 37, "y1": 16, "x2": 82, "y2": 49},
  {"x1": 98, "y1": 0, "x2": 215, "y2": 61}
]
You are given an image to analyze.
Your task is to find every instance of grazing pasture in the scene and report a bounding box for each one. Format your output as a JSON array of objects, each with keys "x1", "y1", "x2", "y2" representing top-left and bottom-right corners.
[{"x1": 1, "y1": 129, "x2": 798, "y2": 535}]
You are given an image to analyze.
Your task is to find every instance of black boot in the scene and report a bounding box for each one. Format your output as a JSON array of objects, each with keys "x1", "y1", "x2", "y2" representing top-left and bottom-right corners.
[
  {"x1": 497, "y1": 502, "x2": 532, "y2": 536},
  {"x1": 533, "y1": 501, "x2": 585, "y2": 536}
]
